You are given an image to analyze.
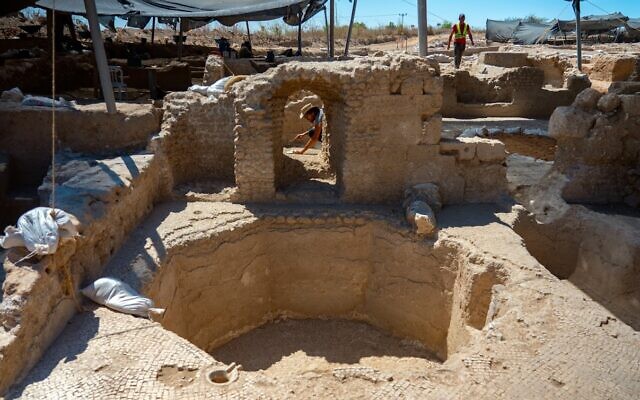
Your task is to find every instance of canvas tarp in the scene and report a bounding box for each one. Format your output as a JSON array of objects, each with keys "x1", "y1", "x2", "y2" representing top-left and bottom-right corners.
[
  {"x1": 512, "y1": 21, "x2": 559, "y2": 45},
  {"x1": 624, "y1": 18, "x2": 640, "y2": 39},
  {"x1": 557, "y1": 12, "x2": 629, "y2": 33},
  {"x1": 486, "y1": 19, "x2": 520, "y2": 42},
  {"x1": 487, "y1": 19, "x2": 559, "y2": 45},
  {"x1": 35, "y1": 0, "x2": 326, "y2": 26}
]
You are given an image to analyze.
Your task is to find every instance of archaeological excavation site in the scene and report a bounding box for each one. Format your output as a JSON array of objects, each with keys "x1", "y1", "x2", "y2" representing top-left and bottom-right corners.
[{"x1": 1, "y1": 1, "x2": 640, "y2": 399}]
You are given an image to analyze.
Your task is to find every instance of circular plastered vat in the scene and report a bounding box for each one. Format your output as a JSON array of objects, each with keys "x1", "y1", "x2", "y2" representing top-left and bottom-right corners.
[{"x1": 205, "y1": 363, "x2": 239, "y2": 386}]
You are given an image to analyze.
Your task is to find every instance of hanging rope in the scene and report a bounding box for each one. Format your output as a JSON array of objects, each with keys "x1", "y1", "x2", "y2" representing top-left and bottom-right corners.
[
  {"x1": 50, "y1": 0, "x2": 57, "y2": 213},
  {"x1": 50, "y1": 2, "x2": 82, "y2": 312}
]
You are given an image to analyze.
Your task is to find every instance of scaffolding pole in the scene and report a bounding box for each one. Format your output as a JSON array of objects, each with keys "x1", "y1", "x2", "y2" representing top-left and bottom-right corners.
[
  {"x1": 329, "y1": 0, "x2": 335, "y2": 58},
  {"x1": 417, "y1": 0, "x2": 427, "y2": 56},
  {"x1": 297, "y1": 12, "x2": 302, "y2": 55},
  {"x1": 83, "y1": 0, "x2": 116, "y2": 113},
  {"x1": 344, "y1": 0, "x2": 357, "y2": 56},
  {"x1": 324, "y1": 7, "x2": 330, "y2": 57},
  {"x1": 151, "y1": 17, "x2": 156, "y2": 45},
  {"x1": 574, "y1": 0, "x2": 582, "y2": 71}
]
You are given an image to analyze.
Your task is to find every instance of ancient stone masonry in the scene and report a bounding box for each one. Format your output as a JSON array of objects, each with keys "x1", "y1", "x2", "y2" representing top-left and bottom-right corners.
[
  {"x1": 2, "y1": 52, "x2": 640, "y2": 400},
  {"x1": 548, "y1": 87, "x2": 640, "y2": 205},
  {"x1": 0, "y1": 152, "x2": 167, "y2": 394},
  {"x1": 226, "y1": 54, "x2": 507, "y2": 203},
  {"x1": 160, "y1": 91, "x2": 236, "y2": 184},
  {"x1": 442, "y1": 52, "x2": 590, "y2": 118}
]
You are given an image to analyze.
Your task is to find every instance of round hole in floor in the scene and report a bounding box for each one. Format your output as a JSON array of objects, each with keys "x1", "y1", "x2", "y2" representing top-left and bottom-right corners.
[{"x1": 206, "y1": 367, "x2": 237, "y2": 386}]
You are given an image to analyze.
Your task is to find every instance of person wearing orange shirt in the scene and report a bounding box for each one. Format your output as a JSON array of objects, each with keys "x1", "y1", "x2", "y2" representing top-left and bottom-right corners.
[{"x1": 447, "y1": 13, "x2": 475, "y2": 69}]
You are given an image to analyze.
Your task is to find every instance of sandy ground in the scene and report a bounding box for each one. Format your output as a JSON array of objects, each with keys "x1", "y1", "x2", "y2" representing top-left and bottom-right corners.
[{"x1": 210, "y1": 318, "x2": 443, "y2": 397}]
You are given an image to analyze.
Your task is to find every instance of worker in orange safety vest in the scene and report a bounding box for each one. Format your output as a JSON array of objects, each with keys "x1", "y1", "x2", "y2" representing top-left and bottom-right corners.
[{"x1": 447, "y1": 13, "x2": 475, "y2": 69}]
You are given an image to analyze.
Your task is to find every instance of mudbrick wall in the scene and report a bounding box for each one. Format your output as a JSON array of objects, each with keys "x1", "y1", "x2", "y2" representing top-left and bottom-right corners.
[
  {"x1": 442, "y1": 53, "x2": 590, "y2": 118},
  {"x1": 548, "y1": 87, "x2": 640, "y2": 205}
]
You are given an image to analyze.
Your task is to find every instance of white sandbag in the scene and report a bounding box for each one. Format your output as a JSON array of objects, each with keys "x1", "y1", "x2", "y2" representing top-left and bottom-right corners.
[
  {"x1": 187, "y1": 84, "x2": 210, "y2": 95},
  {"x1": 81, "y1": 277, "x2": 155, "y2": 318},
  {"x1": 207, "y1": 76, "x2": 232, "y2": 97},
  {"x1": 1, "y1": 207, "x2": 78, "y2": 254},
  {"x1": 21, "y1": 95, "x2": 76, "y2": 109}
]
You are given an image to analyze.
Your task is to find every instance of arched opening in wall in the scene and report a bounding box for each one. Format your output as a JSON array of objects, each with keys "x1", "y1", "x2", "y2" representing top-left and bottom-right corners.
[{"x1": 274, "y1": 89, "x2": 340, "y2": 202}]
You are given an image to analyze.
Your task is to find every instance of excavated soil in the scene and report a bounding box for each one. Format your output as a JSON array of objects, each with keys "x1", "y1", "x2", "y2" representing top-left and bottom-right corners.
[{"x1": 494, "y1": 133, "x2": 556, "y2": 161}]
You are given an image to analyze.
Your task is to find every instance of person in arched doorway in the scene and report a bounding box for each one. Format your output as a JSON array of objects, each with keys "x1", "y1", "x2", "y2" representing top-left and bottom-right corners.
[
  {"x1": 447, "y1": 13, "x2": 475, "y2": 69},
  {"x1": 290, "y1": 103, "x2": 324, "y2": 155}
]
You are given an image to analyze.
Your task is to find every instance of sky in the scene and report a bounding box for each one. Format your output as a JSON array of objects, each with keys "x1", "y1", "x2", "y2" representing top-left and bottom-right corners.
[
  {"x1": 26, "y1": 0, "x2": 640, "y2": 31},
  {"x1": 318, "y1": 0, "x2": 640, "y2": 29}
]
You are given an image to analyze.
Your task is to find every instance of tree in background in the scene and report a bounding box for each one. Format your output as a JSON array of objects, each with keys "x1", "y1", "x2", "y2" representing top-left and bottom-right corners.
[{"x1": 506, "y1": 14, "x2": 548, "y2": 24}]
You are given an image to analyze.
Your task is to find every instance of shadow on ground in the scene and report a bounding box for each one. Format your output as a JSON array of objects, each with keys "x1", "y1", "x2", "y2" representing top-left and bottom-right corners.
[{"x1": 210, "y1": 318, "x2": 441, "y2": 372}]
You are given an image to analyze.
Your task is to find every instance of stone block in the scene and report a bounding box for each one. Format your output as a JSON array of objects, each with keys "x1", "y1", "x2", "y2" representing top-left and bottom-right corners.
[
  {"x1": 404, "y1": 183, "x2": 442, "y2": 211},
  {"x1": 423, "y1": 76, "x2": 444, "y2": 95},
  {"x1": 597, "y1": 93, "x2": 621, "y2": 113},
  {"x1": 589, "y1": 54, "x2": 636, "y2": 82},
  {"x1": 406, "y1": 200, "x2": 437, "y2": 236},
  {"x1": 439, "y1": 138, "x2": 477, "y2": 161},
  {"x1": 574, "y1": 88, "x2": 603, "y2": 111},
  {"x1": 401, "y1": 77, "x2": 424, "y2": 96},
  {"x1": 419, "y1": 115, "x2": 442, "y2": 145},
  {"x1": 478, "y1": 52, "x2": 528, "y2": 68},
  {"x1": 475, "y1": 139, "x2": 506, "y2": 162},
  {"x1": 202, "y1": 55, "x2": 225, "y2": 85},
  {"x1": 548, "y1": 106, "x2": 596, "y2": 140},
  {"x1": 620, "y1": 94, "x2": 640, "y2": 116}
]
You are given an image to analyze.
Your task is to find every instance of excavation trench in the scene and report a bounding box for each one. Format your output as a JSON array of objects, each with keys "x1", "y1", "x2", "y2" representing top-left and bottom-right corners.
[{"x1": 145, "y1": 219, "x2": 504, "y2": 363}]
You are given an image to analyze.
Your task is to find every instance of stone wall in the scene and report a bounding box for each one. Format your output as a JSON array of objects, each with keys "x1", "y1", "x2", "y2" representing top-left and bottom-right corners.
[
  {"x1": 232, "y1": 54, "x2": 508, "y2": 204},
  {"x1": 0, "y1": 152, "x2": 168, "y2": 395},
  {"x1": 0, "y1": 102, "x2": 162, "y2": 187},
  {"x1": 160, "y1": 91, "x2": 236, "y2": 184},
  {"x1": 442, "y1": 53, "x2": 590, "y2": 118},
  {"x1": 548, "y1": 88, "x2": 640, "y2": 205}
]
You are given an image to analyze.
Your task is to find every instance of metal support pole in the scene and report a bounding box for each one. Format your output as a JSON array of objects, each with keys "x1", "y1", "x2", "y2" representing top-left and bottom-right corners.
[
  {"x1": 417, "y1": 0, "x2": 427, "y2": 56},
  {"x1": 178, "y1": 17, "x2": 183, "y2": 60},
  {"x1": 151, "y1": 17, "x2": 156, "y2": 45},
  {"x1": 344, "y1": 0, "x2": 357, "y2": 56},
  {"x1": 297, "y1": 12, "x2": 302, "y2": 55},
  {"x1": 246, "y1": 20, "x2": 251, "y2": 44},
  {"x1": 324, "y1": 7, "x2": 330, "y2": 57},
  {"x1": 83, "y1": 0, "x2": 116, "y2": 113},
  {"x1": 574, "y1": 0, "x2": 582, "y2": 71},
  {"x1": 329, "y1": 0, "x2": 335, "y2": 58}
]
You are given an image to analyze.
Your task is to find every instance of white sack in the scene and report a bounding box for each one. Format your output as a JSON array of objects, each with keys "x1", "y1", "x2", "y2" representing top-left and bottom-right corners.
[
  {"x1": 21, "y1": 95, "x2": 76, "y2": 109},
  {"x1": 0, "y1": 207, "x2": 78, "y2": 254},
  {"x1": 206, "y1": 76, "x2": 232, "y2": 97},
  {"x1": 187, "y1": 84, "x2": 210, "y2": 95},
  {"x1": 81, "y1": 277, "x2": 155, "y2": 318}
]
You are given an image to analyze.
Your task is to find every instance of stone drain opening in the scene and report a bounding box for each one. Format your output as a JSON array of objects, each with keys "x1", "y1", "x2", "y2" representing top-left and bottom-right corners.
[{"x1": 145, "y1": 219, "x2": 505, "y2": 373}]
